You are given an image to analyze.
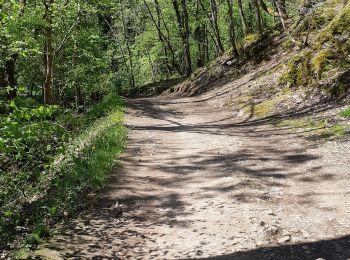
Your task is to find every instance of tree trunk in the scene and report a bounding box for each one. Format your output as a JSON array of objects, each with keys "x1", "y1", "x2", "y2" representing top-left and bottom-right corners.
[
  {"x1": 144, "y1": 0, "x2": 182, "y2": 75},
  {"x1": 181, "y1": 0, "x2": 192, "y2": 76},
  {"x1": 5, "y1": 55, "x2": 17, "y2": 99},
  {"x1": 154, "y1": 0, "x2": 172, "y2": 75},
  {"x1": 120, "y1": 1, "x2": 135, "y2": 89},
  {"x1": 73, "y1": 29, "x2": 83, "y2": 110},
  {"x1": 237, "y1": 0, "x2": 250, "y2": 36},
  {"x1": 0, "y1": 53, "x2": 18, "y2": 100},
  {"x1": 251, "y1": 0, "x2": 263, "y2": 34},
  {"x1": 209, "y1": 0, "x2": 224, "y2": 54},
  {"x1": 226, "y1": 0, "x2": 239, "y2": 56},
  {"x1": 172, "y1": 0, "x2": 192, "y2": 76},
  {"x1": 273, "y1": 0, "x2": 288, "y2": 30},
  {"x1": 43, "y1": 0, "x2": 54, "y2": 105},
  {"x1": 194, "y1": 25, "x2": 207, "y2": 67}
]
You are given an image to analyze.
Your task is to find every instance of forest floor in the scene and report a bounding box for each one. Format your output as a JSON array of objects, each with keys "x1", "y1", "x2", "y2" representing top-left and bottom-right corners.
[{"x1": 34, "y1": 85, "x2": 350, "y2": 259}]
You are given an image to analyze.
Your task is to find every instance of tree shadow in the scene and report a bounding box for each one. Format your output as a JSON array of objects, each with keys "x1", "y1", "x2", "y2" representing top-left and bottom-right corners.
[
  {"x1": 35, "y1": 92, "x2": 349, "y2": 259},
  {"x1": 192, "y1": 235, "x2": 350, "y2": 260}
]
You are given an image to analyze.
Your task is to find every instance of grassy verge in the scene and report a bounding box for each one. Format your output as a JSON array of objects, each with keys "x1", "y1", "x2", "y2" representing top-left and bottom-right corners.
[
  {"x1": 275, "y1": 117, "x2": 350, "y2": 140},
  {"x1": 0, "y1": 94, "x2": 127, "y2": 256}
]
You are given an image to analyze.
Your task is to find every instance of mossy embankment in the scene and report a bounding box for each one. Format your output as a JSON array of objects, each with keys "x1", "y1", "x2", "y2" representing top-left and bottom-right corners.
[
  {"x1": 220, "y1": 0, "x2": 350, "y2": 141},
  {"x1": 282, "y1": 0, "x2": 350, "y2": 97}
]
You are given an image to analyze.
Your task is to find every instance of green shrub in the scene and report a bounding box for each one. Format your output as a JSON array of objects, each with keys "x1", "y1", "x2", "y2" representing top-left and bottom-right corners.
[
  {"x1": 0, "y1": 94, "x2": 126, "y2": 250},
  {"x1": 339, "y1": 107, "x2": 350, "y2": 117}
]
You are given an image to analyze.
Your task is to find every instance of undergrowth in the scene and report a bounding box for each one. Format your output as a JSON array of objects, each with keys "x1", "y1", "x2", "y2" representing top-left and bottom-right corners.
[
  {"x1": 280, "y1": 0, "x2": 350, "y2": 97},
  {"x1": 0, "y1": 94, "x2": 126, "y2": 253}
]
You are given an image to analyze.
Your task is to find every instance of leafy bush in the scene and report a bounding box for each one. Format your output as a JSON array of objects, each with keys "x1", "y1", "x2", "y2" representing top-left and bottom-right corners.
[{"x1": 0, "y1": 94, "x2": 126, "y2": 250}]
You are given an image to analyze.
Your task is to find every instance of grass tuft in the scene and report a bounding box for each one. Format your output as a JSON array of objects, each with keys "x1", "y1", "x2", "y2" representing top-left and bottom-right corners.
[{"x1": 339, "y1": 107, "x2": 350, "y2": 118}]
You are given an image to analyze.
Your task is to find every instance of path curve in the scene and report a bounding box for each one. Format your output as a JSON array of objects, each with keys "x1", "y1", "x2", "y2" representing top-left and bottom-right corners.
[{"x1": 37, "y1": 95, "x2": 350, "y2": 259}]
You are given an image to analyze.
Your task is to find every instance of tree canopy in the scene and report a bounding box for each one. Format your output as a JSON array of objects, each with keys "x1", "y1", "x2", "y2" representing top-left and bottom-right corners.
[{"x1": 0, "y1": 0, "x2": 299, "y2": 107}]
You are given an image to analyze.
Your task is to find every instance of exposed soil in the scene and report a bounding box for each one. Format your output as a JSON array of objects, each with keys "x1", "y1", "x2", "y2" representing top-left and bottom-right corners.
[{"x1": 35, "y1": 85, "x2": 350, "y2": 259}]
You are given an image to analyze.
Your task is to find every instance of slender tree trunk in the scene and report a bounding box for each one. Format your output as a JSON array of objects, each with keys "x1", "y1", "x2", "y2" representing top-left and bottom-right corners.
[
  {"x1": 209, "y1": 0, "x2": 224, "y2": 54},
  {"x1": 198, "y1": 0, "x2": 220, "y2": 55},
  {"x1": 146, "y1": 50, "x2": 156, "y2": 81},
  {"x1": 154, "y1": 0, "x2": 172, "y2": 75},
  {"x1": 237, "y1": 0, "x2": 250, "y2": 36},
  {"x1": 0, "y1": 53, "x2": 18, "y2": 100},
  {"x1": 5, "y1": 55, "x2": 17, "y2": 99},
  {"x1": 120, "y1": 6, "x2": 135, "y2": 89},
  {"x1": 43, "y1": 0, "x2": 54, "y2": 105},
  {"x1": 182, "y1": 0, "x2": 192, "y2": 76},
  {"x1": 144, "y1": 0, "x2": 182, "y2": 74},
  {"x1": 194, "y1": 25, "x2": 207, "y2": 67},
  {"x1": 251, "y1": 0, "x2": 263, "y2": 34},
  {"x1": 226, "y1": 0, "x2": 239, "y2": 56},
  {"x1": 172, "y1": 0, "x2": 192, "y2": 76},
  {"x1": 190, "y1": 1, "x2": 217, "y2": 57},
  {"x1": 205, "y1": 26, "x2": 210, "y2": 62},
  {"x1": 278, "y1": 0, "x2": 287, "y2": 18},
  {"x1": 73, "y1": 32, "x2": 83, "y2": 109},
  {"x1": 272, "y1": 0, "x2": 288, "y2": 30}
]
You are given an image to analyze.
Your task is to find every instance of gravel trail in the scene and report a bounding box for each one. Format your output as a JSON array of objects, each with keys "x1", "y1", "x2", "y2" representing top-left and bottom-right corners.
[{"x1": 36, "y1": 95, "x2": 350, "y2": 259}]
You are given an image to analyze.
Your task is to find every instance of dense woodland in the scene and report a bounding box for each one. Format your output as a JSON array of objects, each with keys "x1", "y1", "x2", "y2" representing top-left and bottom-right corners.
[
  {"x1": 0, "y1": 0, "x2": 301, "y2": 106},
  {"x1": 1, "y1": 0, "x2": 350, "y2": 254}
]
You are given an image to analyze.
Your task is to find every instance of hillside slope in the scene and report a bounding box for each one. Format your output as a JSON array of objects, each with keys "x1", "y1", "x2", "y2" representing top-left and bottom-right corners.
[{"x1": 161, "y1": 0, "x2": 350, "y2": 138}]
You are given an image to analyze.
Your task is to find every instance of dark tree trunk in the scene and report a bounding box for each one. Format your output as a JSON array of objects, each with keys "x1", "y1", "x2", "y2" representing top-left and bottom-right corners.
[
  {"x1": 172, "y1": 0, "x2": 192, "y2": 76},
  {"x1": 226, "y1": 0, "x2": 239, "y2": 56},
  {"x1": 237, "y1": 0, "x2": 250, "y2": 36},
  {"x1": 181, "y1": 0, "x2": 192, "y2": 76},
  {"x1": 5, "y1": 55, "x2": 18, "y2": 99},
  {"x1": 194, "y1": 25, "x2": 207, "y2": 67},
  {"x1": 251, "y1": 0, "x2": 263, "y2": 34}
]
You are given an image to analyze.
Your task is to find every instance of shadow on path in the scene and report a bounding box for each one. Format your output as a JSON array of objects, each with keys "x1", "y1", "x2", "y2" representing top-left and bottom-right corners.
[{"x1": 193, "y1": 235, "x2": 350, "y2": 260}]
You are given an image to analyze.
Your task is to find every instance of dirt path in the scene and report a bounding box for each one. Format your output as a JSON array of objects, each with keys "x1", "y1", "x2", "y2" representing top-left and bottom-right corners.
[{"x1": 37, "y1": 95, "x2": 350, "y2": 259}]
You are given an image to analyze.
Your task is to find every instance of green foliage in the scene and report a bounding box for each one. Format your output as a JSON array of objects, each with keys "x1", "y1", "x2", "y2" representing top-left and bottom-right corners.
[
  {"x1": 0, "y1": 100, "x2": 67, "y2": 175},
  {"x1": 318, "y1": 1, "x2": 350, "y2": 50},
  {"x1": 280, "y1": 51, "x2": 313, "y2": 87},
  {"x1": 0, "y1": 94, "x2": 126, "y2": 250},
  {"x1": 339, "y1": 107, "x2": 350, "y2": 117},
  {"x1": 276, "y1": 117, "x2": 326, "y2": 130},
  {"x1": 243, "y1": 92, "x2": 291, "y2": 118},
  {"x1": 242, "y1": 34, "x2": 260, "y2": 49},
  {"x1": 311, "y1": 49, "x2": 335, "y2": 79},
  {"x1": 321, "y1": 124, "x2": 350, "y2": 139},
  {"x1": 277, "y1": 0, "x2": 350, "y2": 96}
]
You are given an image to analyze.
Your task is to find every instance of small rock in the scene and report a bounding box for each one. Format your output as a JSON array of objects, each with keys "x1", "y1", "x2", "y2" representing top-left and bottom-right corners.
[
  {"x1": 110, "y1": 201, "x2": 123, "y2": 218},
  {"x1": 278, "y1": 235, "x2": 291, "y2": 244},
  {"x1": 196, "y1": 250, "x2": 203, "y2": 256},
  {"x1": 267, "y1": 210, "x2": 276, "y2": 216}
]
